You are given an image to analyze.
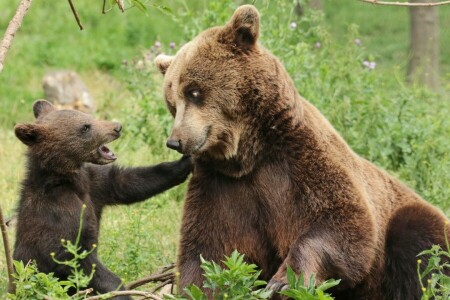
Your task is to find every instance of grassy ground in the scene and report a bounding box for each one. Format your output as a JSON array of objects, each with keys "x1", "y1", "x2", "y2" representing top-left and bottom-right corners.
[
  {"x1": 0, "y1": 0, "x2": 449, "y2": 297},
  {"x1": 324, "y1": 1, "x2": 450, "y2": 79}
]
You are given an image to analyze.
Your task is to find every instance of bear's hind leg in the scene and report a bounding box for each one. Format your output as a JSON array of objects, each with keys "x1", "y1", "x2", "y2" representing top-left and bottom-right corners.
[{"x1": 382, "y1": 203, "x2": 449, "y2": 300}]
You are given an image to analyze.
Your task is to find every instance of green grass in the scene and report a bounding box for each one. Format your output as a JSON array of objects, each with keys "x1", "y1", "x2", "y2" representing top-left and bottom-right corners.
[
  {"x1": 0, "y1": 0, "x2": 449, "y2": 297},
  {"x1": 323, "y1": 1, "x2": 450, "y2": 80}
]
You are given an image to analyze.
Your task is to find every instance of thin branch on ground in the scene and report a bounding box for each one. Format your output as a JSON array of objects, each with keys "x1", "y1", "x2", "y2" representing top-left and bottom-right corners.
[
  {"x1": 0, "y1": 0, "x2": 33, "y2": 73},
  {"x1": 71, "y1": 288, "x2": 94, "y2": 298},
  {"x1": 83, "y1": 290, "x2": 163, "y2": 300},
  {"x1": 150, "y1": 279, "x2": 172, "y2": 293},
  {"x1": 0, "y1": 204, "x2": 15, "y2": 294},
  {"x1": 359, "y1": 0, "x2": 450, "y2": 6},
  {"x1": 67, "y1": 0, "x2": 83, "y2": 30},
  {"x1": 126, "y1": 263, "x2": 176, "y2": 290}
]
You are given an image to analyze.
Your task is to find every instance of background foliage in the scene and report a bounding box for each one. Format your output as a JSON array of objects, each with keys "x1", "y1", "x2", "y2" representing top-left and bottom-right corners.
[{"x1": 0, "y1": 0, "x2": 449, "y2": 297}]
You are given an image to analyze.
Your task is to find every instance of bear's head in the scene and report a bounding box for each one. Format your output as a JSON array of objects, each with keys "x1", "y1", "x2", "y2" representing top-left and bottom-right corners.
[
  {"x1": 15, "y1": 100, "x2": 122, "y2": 172},
  {"x1": 155, "y1": 5, "x2": 301, "y2": 177}
]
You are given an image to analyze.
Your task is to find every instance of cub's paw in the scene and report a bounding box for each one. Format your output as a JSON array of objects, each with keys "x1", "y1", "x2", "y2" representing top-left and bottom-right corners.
[{"x1": 175, "y1": 155, "x2": 194, "y2": 180}]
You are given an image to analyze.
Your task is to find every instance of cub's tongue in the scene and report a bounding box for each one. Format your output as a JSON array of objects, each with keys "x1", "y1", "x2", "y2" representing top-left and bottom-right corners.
[{"x1": 98, "y1": 145, "x2": 117, "y2": 161}]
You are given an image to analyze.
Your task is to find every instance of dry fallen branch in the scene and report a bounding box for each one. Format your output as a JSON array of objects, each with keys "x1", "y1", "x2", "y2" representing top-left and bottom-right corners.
[
  {"x1": 83, "y1": 290, "x2": 164, "y2": 300},
  {"x1": 67, "y1": 0, "x2": 83, "y2": 30},
  {"x1": 71, "y1": 288, "x2": 94, "y2": 298},
  {"x1": 126, "y1": 263, "x2": 176, "y2": 290},
  {"x1": 0, "y1": 204, "x2": 15, "y2": 294},
  {"x1": 0, "y1": 0, "x2": 33, "y2": 73},
  {"x1": 359, "y1": 0, "x2": 450, "y2": 6},
  {"x1": 150, "y1": 279, "x2": 172, "y2": 294}
]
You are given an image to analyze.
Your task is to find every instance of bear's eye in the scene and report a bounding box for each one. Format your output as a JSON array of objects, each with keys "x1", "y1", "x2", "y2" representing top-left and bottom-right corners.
[
  {"x1": 81, "y1": 124, "x2": 91, "y2": 134},
  {"x1": 185, "y1": 88, "x2": 203, "y2": 104}
]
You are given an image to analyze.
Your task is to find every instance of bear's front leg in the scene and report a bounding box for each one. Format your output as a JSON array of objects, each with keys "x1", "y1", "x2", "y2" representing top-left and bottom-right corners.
[{"x1": 267, "y1": 213, "x2": 377, "y2": 294}]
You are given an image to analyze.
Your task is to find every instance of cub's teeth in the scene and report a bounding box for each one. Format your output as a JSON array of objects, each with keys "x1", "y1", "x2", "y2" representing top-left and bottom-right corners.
[{"x1": 98, "y1": 145, "x2": 117, "y2": 160}]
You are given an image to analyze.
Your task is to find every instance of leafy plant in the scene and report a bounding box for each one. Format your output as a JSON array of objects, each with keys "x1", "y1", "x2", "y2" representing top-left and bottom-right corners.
[
  {"x1": 49, "y1": 204, "x2": 96, "y2": 294},
  {"x1": 418, "y1": 223, "x2": 450, "y2": 300},
  {"x1": 8, "y1": 261, "x2": 70, "y2": 300},
  {"x1": 165, "y1": 251, "x2": 341, "y2": 300},
  {"x1": 7, "y1": 204, "x2": 96, "y2": 299},
  {"x1": 280, "y1": 266, "x2": 340, "y2": 300},
  {"x1": 166, "y1": 250, "x2": 272, "y2": 300}
]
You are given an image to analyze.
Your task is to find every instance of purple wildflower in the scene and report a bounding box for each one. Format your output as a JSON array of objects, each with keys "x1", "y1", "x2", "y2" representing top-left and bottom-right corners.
[
  {"x1": 363, "y1": 60, "x2": 376, "y2": 70},
  {"x1": 169, "y1": 42, "x2": 176, "y2": 49},
  {"x1": 315, "y1": 42, "x2": 321, "y2": 49},
  {"x1": 154, "y1": 41, "x2": 161, "y2": 48},
  {"x1": 354, "y1": 38, "x2": 362, "y2": 46}
]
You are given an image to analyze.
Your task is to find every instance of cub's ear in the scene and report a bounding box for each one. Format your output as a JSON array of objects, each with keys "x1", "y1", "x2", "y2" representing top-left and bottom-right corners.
[
  {"x1": 33, "y1": 100, "x2": 55, "y2": 119},
  {"x1": 221, "y1": 5, "x2": 260, "y2": 50},
  {"x1": 154, "y1": 54, "x2": 174, "y2": 75},
  {"x1": 14, "y1": 123, "x2": 43, "y2": 146}
]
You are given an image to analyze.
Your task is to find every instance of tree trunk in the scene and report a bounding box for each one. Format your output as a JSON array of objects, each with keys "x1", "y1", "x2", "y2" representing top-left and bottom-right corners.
[
  {"x1": 407, "y1": 0, "x2": 440, "y2": 90},
  {"x1": 310, "y1": 0, "x2": 323, "y2": 10},
  {"x1": 295, "y1": 0, "x2": 322, "y2": 18}
]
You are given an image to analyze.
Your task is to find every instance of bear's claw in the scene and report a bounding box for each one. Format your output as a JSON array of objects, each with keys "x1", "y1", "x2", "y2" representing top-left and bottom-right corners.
[{"x1": 267, "y1": 278, "x2": 289, "y2": 293}]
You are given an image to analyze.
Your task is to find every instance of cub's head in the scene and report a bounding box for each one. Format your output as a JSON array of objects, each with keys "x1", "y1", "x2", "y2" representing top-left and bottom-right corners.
[
  {"x1": 15, "y1": 100, "x2": 122, "y2": 171},
  {"x1": 155, "y1": 5, "x2": 273, "y2": 163}
]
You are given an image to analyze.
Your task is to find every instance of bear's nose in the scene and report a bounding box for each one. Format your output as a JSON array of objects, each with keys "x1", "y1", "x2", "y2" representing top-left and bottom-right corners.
[
  {"x1": 166, "y1": 139, "x2": 182, "y2": 153},
  {"x1": 113, "y1": 122, "x2": 122, "y2": 134}
]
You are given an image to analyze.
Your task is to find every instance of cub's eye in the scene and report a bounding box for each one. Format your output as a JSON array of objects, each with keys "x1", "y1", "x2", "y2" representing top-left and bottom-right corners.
[
  {"x1": 185, "y1": 88, "x2": 203, "y2": 104},
  {"x1": 81, "y1": 124, "x2": 91, "y2": 133}
]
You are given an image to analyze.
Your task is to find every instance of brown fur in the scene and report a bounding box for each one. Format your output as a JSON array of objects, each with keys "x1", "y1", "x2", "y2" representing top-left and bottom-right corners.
[
  {"x1": 13, "y1": 100, "x2": 192, "y2": 299},
  {"x1": 155, "y1": 5, "x2": 448, "y2": 299}
]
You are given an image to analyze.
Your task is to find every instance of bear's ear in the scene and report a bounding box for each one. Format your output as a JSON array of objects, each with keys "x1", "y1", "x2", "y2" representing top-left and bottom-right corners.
[
  {"x1": 154, "y1": 54, "x2": 174, "y2": 75},
  {"x1": 33, "y1": 100, "x2": 55, "y2": 119},
  {"x1": 14, "y1": 123, "x2": 43, "y2": 146},
  {"x1": 221, "y1": 5, "x2": 260, "y2": 50}
]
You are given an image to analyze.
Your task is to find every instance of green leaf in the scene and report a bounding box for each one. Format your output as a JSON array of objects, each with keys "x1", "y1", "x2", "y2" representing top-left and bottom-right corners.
[
  {"x1": 317, "y1": 279, "x2": 341, "y2": 292},
  {"x1": 184, "y1": 285, "x2": 207, "y2": 300},
  {"x1": 131, "y1": 0, "x2": 147, "y2": 12}
]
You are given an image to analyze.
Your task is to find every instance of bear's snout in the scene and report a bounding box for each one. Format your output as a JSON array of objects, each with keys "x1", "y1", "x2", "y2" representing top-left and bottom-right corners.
[
  {"x1": 166, "y1": 138, "x2": 182, "y2": 153},
  {"x1": 113, "y1": 122, "x2": 122, "y2": 135}
]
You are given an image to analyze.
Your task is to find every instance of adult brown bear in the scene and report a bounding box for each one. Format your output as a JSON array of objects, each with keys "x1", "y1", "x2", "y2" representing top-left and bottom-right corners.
[
  {"x1": 13, "y1": 100, "x2": 192, "y2": 299},
  {"x1": 155, "y1": 5, "x2": 448, "y2": 299}
]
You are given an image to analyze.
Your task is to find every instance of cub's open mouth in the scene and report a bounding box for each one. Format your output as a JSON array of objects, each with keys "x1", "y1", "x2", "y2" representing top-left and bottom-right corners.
[{"x1": 98, "y1": 145, "x2": 117, "y2": 161}]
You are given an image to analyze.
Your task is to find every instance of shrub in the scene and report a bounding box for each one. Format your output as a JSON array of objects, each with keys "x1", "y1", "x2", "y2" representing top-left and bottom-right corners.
[{"x1": 166, "y1": 250, "x2": 339, "y2": 300}]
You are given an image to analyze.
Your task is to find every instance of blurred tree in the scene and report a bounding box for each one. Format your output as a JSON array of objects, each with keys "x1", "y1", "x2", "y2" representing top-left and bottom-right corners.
[
  {"x1": 295, "y1": 0, "x2": 322, "y2": 17},
  {"x1": 408, "y1": 0, "x2": 440, "y2": 90}
]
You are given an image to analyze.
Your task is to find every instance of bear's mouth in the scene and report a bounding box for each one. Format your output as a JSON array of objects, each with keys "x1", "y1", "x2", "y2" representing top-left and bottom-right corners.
[{"x1": 98, "y1": 145, "x2": 117, "y2": 161}]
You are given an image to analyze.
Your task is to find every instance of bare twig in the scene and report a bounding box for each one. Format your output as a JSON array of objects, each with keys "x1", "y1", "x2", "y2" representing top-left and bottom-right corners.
[
  {"x1": 67, "y1": 0, "x2": 83, "y2": 30},
  {"x1": 126, "y1": 272, "x2": 174, "y2": 290},
  {"x1": 117, "y1": 0, "x2": 126, "y2": 12},
  {"x1": 71, "y1": 287, "x2": 94, "y2": 298},
  {"x1": 359, "y1": 0, "x2": 450, "y2": 6},
  {"x1": 0, "y1": 0, "x2": 33, "y2": 73},
  {"x1": 83, "y1": 290, "x2": 163, "y2": 300},
  {"x1": 150, "y1": 279, "x2": 172, "y2": 293},
  {"x1": 0, "y1": 204, "x2": 15, "y2": 294}
]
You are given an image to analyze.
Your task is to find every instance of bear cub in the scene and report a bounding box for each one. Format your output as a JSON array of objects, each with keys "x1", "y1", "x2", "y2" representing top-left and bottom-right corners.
[{"x1": 13, "y1": 100, "x2": 192, "y2": 299}]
